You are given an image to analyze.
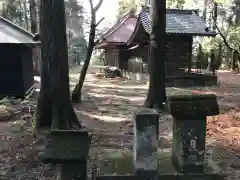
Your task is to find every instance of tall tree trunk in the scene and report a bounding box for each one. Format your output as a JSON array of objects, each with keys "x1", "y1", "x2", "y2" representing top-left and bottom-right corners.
[
  {"x1": 212, "y1": 2, "x2": 217, "y2": 31},
  {"x1": 202, "y1": 0, "x2": 208, "y2": 22},
  {"x1": 34, "y1": 0, "x2": 81, "y2": 131},
  {"x1": 29, "y1": 0, "x2": 37, "y2": 34},
  {"x1": 144, "y1": 0, "x2": 166, "y2": 111},
  {"x1": 23, "y1": 1, "x2": 29, "y2": 30},
  {"x1": 18, "y1": 3, "x2": 24, "y2": 27}
]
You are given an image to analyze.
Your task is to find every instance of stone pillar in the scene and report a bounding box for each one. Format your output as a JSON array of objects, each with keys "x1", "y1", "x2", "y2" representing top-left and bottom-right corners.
[
  {"x1": 133, "y1": 108, "x2": 159, "y2": 179},
  {"x1": 168, "y1": 94, "x2": 219, "y2": 173}
]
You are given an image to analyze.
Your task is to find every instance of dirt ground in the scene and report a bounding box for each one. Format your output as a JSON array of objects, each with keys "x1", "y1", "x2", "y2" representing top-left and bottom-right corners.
[{"x1": 0, "y1": 69, "x2": 240, "y2": 179}]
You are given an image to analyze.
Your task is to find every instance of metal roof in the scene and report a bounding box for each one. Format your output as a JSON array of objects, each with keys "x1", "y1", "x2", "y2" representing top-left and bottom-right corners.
[
  {"x1": 0, "y1": 16, "x2": 38, "y2": 44},
  {"x1": 140, "y1": 9, "x2": 217, "y2": 36}
]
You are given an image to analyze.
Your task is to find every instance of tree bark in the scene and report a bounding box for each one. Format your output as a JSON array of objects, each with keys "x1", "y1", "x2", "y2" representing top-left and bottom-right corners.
[
  {"x1": 29, "y1": 0, "x2": 37, "y2": 34},
  {"x1": 34, "y1": 58, "x2": 52, "y2": 129},
  {"x1": 144, "y1": 0, "x2": 166, "y2": 111},
  {"x1": 202, "y1": 0, "x2": 208, "y2": 23},
  {"x1": 232, "y1": 50, "x2": 237, "y2": 71},
  {"x1": 212, "y1": 2, "x2": 217, "y2": 31},
  {"x1": 23, "y1": 1, "x2": 29, "y2": 30},
  {"x1": 34, "y1": 0, "x2": 81, "y2": 131}
]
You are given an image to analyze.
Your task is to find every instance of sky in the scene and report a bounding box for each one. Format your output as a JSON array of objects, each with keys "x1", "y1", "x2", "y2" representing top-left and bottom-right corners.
[{"x1": 82, "y1": 0, "x2": 119, "y2": 28}]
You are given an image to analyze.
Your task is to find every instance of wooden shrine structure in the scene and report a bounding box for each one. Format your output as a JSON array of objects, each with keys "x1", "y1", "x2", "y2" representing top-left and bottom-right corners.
[
  {"x1": 0, "y1": 16, "x2": 40, "y2": 98},
  {"x1": 95, "y1": 7, "x2": 218, "y2": 86}
]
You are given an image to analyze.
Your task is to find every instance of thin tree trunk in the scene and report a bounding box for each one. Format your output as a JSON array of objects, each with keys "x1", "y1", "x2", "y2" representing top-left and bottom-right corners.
[
  {"x1": 71, "y1": 0, "x2": 104, "y2": 103},
  {"x1": 232, "y1": 50, "x2": 237, "y2": 71},
  {"x1": 144, "y1": 0, "x2": 166, "y2": 111},
  {"x1": 29, "y1": 0, "x2": 37, "y2": 34},
  {"x1": 212, "y1": 2, "x2": 217, "y2": 31},
  {"x1": 34, "y1": 0, "x2": 81, "y2": 131},
  {"x1": 72, "y1": 21, "x2": 96, "y2": 102},
  {"x1": 202, "y1": 0, "x2": 208, "y2": 22}
]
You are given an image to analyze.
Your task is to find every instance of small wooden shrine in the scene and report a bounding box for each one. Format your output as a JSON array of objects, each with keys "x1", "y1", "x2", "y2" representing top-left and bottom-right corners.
[
  {"x1": 0, "y1": 16, "x2": 39, "y2": 98},
  {"x1": 95, "y1": 11, "x2": 138, "y2": 70},
  {"x1": 95, "y1": 7, "x2": 218, "y2": 86}
]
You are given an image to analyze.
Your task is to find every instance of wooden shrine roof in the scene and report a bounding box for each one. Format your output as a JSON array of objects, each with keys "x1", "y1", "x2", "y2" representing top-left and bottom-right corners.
[
  {"x1": 95, "y1": 13, "x2": 137, "y2": 49},
  {"x1": 0, "y1": 16, "x2": 39, "y2": 44},
  {"x1": 140, "y1": 8, "x2": 216, "y2": 36},
  {"x1": 95, "y1": 8, "x2": 217, "y2": 49}
]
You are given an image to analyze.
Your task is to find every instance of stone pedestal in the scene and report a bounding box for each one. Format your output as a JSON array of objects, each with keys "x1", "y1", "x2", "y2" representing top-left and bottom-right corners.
[
  {"x1": 40, "y1": 130, "x2": 90, "y2": 180},
  {"x1": 168, "y1": 94, "x2": 219, "y2": 173},
  {"x1": 133, "y1": 108, "x2": 159, "y2": 179}
]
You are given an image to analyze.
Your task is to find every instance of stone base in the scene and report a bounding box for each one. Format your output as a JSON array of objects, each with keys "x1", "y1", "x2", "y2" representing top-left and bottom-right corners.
[
  {"x1": 166, "y1": 73, "x2": 218, "y2": 87},
  {"x1": 96, "y1": 174, "x2": 225, "y2": 180},
  {"x1": 93, "y1": 148, "x2": 223, "y2": 176},
  {"x1": 125, "y1": 72, "x2": 217, "y2": 87}
]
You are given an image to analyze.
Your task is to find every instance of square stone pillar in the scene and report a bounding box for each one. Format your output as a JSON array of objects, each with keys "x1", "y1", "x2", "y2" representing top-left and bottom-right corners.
[
  {"x1": 168, "y1": 94, "x2": 219, "y2": 173},
  {"x1": 133, "y1": 108, "x2": 159, "y2": 179}
]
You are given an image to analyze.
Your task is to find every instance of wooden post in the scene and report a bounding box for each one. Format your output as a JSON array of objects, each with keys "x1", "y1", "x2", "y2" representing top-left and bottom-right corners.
[
  {"x1": 133, "y1": 108, "x2": 159, "y2": 179},
  {"x1": 168, "y1": 94, "x2": 219, "y2": 173}
]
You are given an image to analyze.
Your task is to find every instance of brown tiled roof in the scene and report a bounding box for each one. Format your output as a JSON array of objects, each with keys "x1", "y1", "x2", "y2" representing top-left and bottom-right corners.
[{"x1": 95, "y1": 13, "x2": 137, "y2": 48}]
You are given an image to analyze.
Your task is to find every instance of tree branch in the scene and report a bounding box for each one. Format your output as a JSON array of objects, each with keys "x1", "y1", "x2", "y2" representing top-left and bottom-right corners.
[
  {"x1": 94, "y1": 0, "x2": 104, "y2": 12},
  {"x1": 211, "y1": 7, "x2": 239, "y2": 54},
  {"x1": 215, "y1": 24, "x2": 238, "y2": 52},
  {"x1": 96, "y1": 17, "x2": 105, "y2": 27},
  {"x1": 89, "y1": 0, "x2": 94, "y2": 12}
]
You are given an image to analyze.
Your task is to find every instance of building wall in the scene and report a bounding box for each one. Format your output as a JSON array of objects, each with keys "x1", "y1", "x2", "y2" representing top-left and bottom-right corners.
[
  {"x1": 165, "y1": 35, "x2": 192, "y2": 77},
  {"x1": 33, "y1": 45, "x2": 41, "y2": 75},
  {"x1": 21, "y1": 44, "x2": 34, "y2": 93},
  {"x1": 127, "y1": 35, "x2": 192, "y2": 77},
  {"x1": 105, "y1": 47, "x2": 119, "y2": 67},
  {"x1": 0, "y1": 44, "x2": 33, "y2": 98}
]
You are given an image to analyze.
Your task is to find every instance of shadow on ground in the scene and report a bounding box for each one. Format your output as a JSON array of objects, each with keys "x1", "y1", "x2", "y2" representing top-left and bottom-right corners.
[{"x1": 71, "y1": 73, "x2": 240, "y2": 178}]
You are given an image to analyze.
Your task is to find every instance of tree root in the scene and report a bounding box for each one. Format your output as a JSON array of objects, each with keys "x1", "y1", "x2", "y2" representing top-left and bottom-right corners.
[
  {"x1": 72, "y1": 83, "x2": 81, "y2": 103},
  {"x1": 33, "y1": 89, "x2": 52, "y2": 132},
  {"x1": 68, "y1": 102, "x2": 81, "y2": 129}
]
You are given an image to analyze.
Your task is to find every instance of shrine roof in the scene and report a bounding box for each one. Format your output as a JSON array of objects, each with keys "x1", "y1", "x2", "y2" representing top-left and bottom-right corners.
[
  {"x1": 139, "y1": 8, "x2": 217, "y2": 36},
  {"x1": 0, "y1": 16, "x2": 39, "y2": 44},
  {"x1": 95, "y1": 13, "x2": 137, "y2": 48},
  {"x1": 95, "y1": 8, "x2": 217, "y2": 49}
]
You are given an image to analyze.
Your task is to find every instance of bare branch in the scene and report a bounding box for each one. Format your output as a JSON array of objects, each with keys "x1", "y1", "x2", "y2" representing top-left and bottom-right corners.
[
  {"x1": 96, "y1": 17, "x2": 105, "y2": 27},
  {"x1": 94, "y1": 0, "x2": 104, "y2": 12},
  {"x1": 89, "y1": 0, "x2": 94, "y2": 12}
]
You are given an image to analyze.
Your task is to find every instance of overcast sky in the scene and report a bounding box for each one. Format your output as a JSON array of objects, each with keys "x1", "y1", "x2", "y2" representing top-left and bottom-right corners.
[{"x1": 82, "y1": 0, "x2": 119, "y2": 28}]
